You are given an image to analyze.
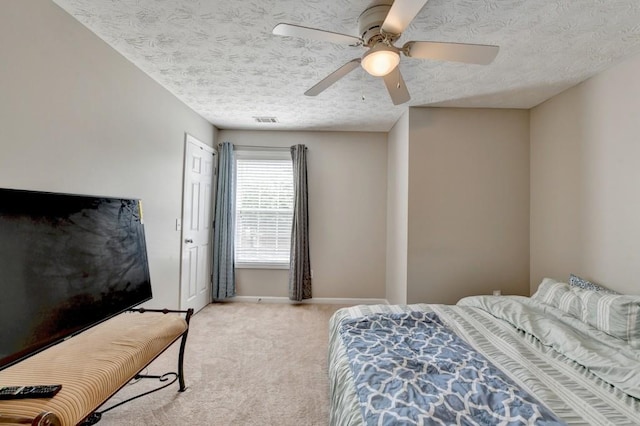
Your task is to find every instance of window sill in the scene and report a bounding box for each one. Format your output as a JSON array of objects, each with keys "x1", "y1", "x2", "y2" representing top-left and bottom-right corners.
[{"x1": 235, "y1": 263, "x2": 290, "y2": 270}]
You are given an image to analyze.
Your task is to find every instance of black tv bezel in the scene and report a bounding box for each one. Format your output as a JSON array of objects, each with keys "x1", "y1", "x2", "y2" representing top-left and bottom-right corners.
[{"x1": 0, "y1": 187, "x2": 153, "y2": 372}]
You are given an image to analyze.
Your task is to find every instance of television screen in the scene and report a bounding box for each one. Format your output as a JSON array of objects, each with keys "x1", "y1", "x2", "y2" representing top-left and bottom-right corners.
[{"x1": 0, "y1": 188, "x2": 153, "y2": 371}]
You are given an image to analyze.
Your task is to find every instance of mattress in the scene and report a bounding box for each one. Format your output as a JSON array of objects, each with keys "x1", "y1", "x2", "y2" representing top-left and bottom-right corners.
[{"x1": 328, "y1": 296, "x2": 640, "y2": 425}]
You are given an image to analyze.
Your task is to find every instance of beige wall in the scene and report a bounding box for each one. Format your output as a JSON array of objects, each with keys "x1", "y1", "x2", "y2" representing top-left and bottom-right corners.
[
  {"x1": 385, "y1": 112, "x2": 409, "y2": 304},
  {"x1": 217, "y1": 130, "x2": 388, "y2": 299},
  {"x1": 406, "y1": 108, "x2": 530, "y2": 304},
  {"x1": 530, "y1": 53, "x2": 640, "y2": 295},
  {"x1": 10, "y1": 0, "x2": 636, "y2": 307},
  {"x1": 0, "y1": 0, "x2": 214, "y2": 309}
]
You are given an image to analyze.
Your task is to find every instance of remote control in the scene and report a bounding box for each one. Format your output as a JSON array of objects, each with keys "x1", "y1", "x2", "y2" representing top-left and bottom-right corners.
[{"x1": 0, "y1": 385, "x2": 62, "y2": 400}]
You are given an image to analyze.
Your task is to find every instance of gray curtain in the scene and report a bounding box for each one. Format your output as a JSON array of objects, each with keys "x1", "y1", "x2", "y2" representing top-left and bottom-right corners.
[
  {"x1": 212, "y1": 142, "x2": 236, "y2": 300},
  {"x1": 289, "y1": 144, "x2": 312, "y2": 301}
]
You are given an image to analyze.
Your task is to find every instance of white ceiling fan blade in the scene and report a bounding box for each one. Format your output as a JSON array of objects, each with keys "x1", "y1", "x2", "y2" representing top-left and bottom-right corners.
[
  {"x1": 273, "y1": 23, "x2": 362, "y2": 45},
  {"x1": 382, "y1": 0, "x2": 430, "y2": 35},
  {"x1": 404, "y1": 41, "x2": 499, "y2": 65},
  {"x1": 382, "y1": 66, "x2": 411, "y2": 105},
  {"x1": 305, "y1": 59, "x2": 362, "y2": 96}
]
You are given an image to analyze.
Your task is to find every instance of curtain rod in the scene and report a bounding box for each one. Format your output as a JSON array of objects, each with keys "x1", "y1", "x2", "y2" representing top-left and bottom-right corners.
[{"x1": 218, "y1": 143, "x2": 307, "y2": 151}]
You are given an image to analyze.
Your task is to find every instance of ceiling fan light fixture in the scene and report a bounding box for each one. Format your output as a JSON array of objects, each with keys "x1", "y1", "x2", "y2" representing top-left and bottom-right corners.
[{"x1": 361, "y1": 44, "x2": 400, "y2": 77}]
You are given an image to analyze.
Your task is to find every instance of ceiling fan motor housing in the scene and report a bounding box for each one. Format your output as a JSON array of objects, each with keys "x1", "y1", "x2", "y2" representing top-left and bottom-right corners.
[{"x1": 358, "y1": 3, "x2": 393, "y2": 46}]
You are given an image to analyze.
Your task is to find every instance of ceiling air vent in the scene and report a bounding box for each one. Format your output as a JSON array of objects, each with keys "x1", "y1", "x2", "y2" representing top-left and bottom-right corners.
[{"x1": 253, "y1": 116, "x2": 278, "y2": 123}]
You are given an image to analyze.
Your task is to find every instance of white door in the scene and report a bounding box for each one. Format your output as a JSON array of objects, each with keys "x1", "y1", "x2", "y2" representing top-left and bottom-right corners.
[{"x1": 180, "y1": 134, "x2": 216, "y2": 313}]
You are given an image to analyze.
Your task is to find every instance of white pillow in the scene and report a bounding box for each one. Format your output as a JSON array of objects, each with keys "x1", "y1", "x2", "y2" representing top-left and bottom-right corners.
[{"x1": 533, "y1": 278, "x2": 640, "y2": 347}]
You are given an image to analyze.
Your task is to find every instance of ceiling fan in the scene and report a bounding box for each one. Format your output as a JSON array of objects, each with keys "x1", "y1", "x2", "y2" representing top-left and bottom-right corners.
[{"x1": 272, "y1": 0, "x2": 499, "y2": 105}]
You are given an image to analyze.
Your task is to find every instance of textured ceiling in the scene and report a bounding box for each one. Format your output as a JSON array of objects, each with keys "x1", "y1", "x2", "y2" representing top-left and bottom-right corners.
[{"x1": 52, "y1": 0, "x2": 640, "y2": 132}]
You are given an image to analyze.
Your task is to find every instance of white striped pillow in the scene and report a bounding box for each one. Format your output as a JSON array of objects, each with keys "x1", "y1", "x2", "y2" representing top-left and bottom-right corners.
[
  {"x1": 533, "y1": 278, "x2": 640, "y2": 348},
  {"x1": 576, "y1": 290, "x2": 640, "y2": 347},
  {"x1": 532, "y1": 278, "x2": 582, "y2": 318},
  {"x1": 531, "y1": 277, "x2": 564, "y2": 304}
]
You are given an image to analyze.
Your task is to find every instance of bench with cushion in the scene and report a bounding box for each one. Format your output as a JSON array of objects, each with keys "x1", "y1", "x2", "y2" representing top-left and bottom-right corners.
[{"x1": 0, "y1": 308, "x2": 192, "y2": 426}]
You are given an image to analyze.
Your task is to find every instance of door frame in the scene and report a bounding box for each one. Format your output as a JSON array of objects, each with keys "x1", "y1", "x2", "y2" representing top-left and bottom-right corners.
[{"x1": 179, "y1": 133, "x2": 217, "y2": 311}]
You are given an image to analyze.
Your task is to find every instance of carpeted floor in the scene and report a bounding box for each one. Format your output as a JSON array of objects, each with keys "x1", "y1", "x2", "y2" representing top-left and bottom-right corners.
[{"x1": 98, "y1": 302, "x2": 347, "y2": 426}]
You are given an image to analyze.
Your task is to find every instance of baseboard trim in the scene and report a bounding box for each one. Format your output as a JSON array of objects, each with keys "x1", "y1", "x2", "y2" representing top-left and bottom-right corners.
[{"x1": 226, "y1": 296, "x2": 389, "y2": 305}]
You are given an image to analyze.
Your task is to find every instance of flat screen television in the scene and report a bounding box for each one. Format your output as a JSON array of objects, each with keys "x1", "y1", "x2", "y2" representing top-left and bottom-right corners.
[{"x1": 0, "y1": 188, "x2": 153, "y2": 371}]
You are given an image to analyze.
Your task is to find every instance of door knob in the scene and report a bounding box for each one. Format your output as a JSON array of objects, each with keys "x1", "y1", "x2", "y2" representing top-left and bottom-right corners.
[{"x1": 185, "y1": 238, "x2": 193, "y2": 244}]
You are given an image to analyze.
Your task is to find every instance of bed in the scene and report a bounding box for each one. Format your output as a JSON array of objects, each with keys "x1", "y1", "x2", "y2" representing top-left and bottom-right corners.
[{"x1": 328, "y1": 278, "x2": 640, "y2": 425}]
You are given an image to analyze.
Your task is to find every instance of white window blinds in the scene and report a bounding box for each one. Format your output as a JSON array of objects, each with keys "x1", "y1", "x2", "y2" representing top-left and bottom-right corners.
[{"x1": 234, "y1": 154, "x2": 293, "y2": 266}]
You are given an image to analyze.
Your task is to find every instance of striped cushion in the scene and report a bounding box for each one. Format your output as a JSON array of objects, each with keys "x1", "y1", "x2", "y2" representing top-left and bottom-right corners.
[{"x1": 533, "y1": 278, "x2": 640, "y2": 347}]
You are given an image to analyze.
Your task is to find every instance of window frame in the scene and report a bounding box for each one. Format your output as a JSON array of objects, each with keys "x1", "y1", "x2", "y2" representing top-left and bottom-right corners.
[{"x1": 233, "y1": 149, "x2": 293, "y2": 270}]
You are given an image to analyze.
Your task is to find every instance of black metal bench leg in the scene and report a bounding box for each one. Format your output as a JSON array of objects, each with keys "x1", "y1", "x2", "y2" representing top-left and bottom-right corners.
[{"x1": 178, "y1": 308, "x2": 194, "y2": 392}]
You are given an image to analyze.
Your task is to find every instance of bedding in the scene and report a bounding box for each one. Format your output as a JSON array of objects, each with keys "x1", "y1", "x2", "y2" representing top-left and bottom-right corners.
[{"x1": 328, "y1": 296, "x2": 640, "y2": 425}]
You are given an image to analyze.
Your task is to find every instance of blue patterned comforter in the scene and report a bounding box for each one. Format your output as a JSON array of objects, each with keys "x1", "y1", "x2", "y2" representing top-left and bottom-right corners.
[{"x1": 339, "y1": 311, "x2": 564, "y2": 425}]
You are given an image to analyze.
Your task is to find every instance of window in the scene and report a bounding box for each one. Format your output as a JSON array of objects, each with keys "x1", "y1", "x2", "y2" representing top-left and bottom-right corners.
[{"x1": 234, "y1": 150, "x2": 293, "y2": 268}]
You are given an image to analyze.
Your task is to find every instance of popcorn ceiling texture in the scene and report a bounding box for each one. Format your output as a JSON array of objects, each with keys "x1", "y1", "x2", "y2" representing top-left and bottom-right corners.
[{"x1": 52, "y1": 0, "x2": 640, "y2": 131}]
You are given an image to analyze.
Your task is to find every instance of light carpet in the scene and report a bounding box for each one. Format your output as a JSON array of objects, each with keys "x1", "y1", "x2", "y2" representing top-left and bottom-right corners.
[{"x1": 98, "y1": 302, "x2": 347, "y2": 426}]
